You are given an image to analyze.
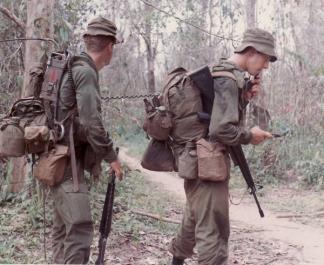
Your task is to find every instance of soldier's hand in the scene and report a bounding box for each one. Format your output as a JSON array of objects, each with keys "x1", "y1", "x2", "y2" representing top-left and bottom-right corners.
[
  {"x1": 250, "y1": 126, "x2": 273, "y2": 145},
  {"x1": 110, "y1": 160, "x2": 123, "y2": 180},
  {"x1": 244, "y1": 75, "x2": 261, "y2": 100}
]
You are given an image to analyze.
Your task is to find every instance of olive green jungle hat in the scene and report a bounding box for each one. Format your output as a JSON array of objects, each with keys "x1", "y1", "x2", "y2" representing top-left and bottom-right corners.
[
  {"x1": 83, "y1": 16, "x2": 122, "y2": 43},
  {"x1": 235, "y1": 28, "x2": 277, "y2": 62}
]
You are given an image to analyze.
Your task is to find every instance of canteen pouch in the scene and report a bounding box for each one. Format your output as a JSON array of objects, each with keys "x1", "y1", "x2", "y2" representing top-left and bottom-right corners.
[
  {"x1": 178, "y1": 141, "x2": 198, "y2": 180},
  {"x1": 143, "y1": 97, "x2": 172, "y2": 141},
  {"x1": 33, "y1": 144, "x2": 69, "y2": 186},
  {"x1": 143, "y1": 108, "x2": 173, "y2": 140},
  {"x1": 0, "y1": 118, "x2": 25, "y2": 157},
  {"x1": 196, "y1": 138, "x2": 230, "y2": 181}
]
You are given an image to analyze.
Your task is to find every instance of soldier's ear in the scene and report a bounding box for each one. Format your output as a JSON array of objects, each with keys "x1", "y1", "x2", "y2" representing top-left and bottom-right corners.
[{"x1": 107, "y1": 42, "x2": 114, "y2": 52}]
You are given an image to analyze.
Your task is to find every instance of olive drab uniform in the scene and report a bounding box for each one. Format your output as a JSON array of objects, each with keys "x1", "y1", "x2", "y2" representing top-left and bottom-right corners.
[
  {"x1": 169, "y1": 28, "x2": 277, "y2": 265},
  {"x1": 50, "y1": 16, "x2": 121, "y2": 264},
  {"x1": 51, "y1": 52, "x2": 117, "y2": 264},
  {"x1": 169, "y1": 60, "x2": 251, "y2": 265}
]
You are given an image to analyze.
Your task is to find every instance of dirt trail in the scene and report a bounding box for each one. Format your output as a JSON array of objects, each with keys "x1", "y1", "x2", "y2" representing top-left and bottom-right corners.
[{"x1": 120, "y1": 148, "x2": 324, "y2": 265}]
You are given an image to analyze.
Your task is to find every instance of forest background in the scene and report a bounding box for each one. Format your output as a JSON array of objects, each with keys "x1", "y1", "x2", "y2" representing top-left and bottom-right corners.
[
  {"x1": 1, "y1": 0, "x2": 322, "y2": 191},
  {"x1": 0, "y1": 0, "x2": 324, "y2": 264}
]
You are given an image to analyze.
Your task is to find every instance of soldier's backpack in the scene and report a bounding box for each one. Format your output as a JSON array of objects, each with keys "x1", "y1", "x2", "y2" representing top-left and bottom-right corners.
[
  {"x1": 142, "y1": 67, "x2": 209, "y2": 172},
  {"x1": 0, "y1": 51, "x2": 75, "y2": 186},
  {"x1": 143, "y1": 67, "x2": 208, "y2": 144},
  {"x1": 142, "y1": 66, "x2": 239, "y2": 174}
]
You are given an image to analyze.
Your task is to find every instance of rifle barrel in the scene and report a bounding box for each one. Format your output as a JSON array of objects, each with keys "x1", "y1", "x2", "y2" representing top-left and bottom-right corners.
[{"x1": 95, "y1": 171, "x2": 116, "y2": 265}]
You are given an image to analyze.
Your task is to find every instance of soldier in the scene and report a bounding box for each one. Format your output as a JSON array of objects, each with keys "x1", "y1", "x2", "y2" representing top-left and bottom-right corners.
[
  {"x1": 51, "y1": 16, "x2": 123, "y2": 264},
  {"x1": 169, "y1": 28, "x2": 277, "y2": 265}
]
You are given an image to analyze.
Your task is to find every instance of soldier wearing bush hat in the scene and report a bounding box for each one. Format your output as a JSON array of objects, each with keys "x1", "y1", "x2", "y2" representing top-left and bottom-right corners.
[
  {"x1": 235, "y1": 28, "x2": 277, "y2": 62},
  {"x1": 169, "y1": 28, "x2": 276, "y2": 265},
  {"x1": 51, "y1": 16, "x2": 123, "y2": 264},
  {"x1": 83, "y1": 16, "x2": 122, "y2": 44}
]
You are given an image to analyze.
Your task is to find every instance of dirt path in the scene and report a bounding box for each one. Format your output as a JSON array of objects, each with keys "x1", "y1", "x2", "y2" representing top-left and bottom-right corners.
[{"x1": 120, "y1": 148, "x2": 324, "y2": 265}]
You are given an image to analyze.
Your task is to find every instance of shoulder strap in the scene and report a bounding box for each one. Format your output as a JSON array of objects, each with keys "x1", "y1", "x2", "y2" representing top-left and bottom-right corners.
[
  {"x1": 162, "y1": 68, "x2": 187, "y2": 109},
  {"x1": 163, "y1": 68, "x2": 187, "y2": 90},
  {"x1": 212, "y1": 71, "x2": 237, "y2": 81}
]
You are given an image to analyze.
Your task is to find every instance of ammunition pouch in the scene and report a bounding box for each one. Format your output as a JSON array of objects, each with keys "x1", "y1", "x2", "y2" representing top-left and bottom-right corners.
[
  {"x1": 178, "y1": 141, "x2": 198, "y2": 180},
  {"x1": 196, "y1": 138, "x2": 230, "y2": 182}
]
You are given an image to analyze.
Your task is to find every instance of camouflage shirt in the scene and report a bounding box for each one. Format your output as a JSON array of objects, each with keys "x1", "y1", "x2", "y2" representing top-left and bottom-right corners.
[
  {"x1": 58, "y1": 52, "x2": 117, "y2": 163},
  {"x1": 209, "y1": 59, "x2": 252, "y2": 146}
]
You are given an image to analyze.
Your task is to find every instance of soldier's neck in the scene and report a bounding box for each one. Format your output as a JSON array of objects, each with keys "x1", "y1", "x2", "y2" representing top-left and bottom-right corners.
[
  {"x1": 87, "y1": 51, "x2": 106, "y2": 71},
  {"x1": 228, "y1": 54, "x2": 247, "y2": 71}
]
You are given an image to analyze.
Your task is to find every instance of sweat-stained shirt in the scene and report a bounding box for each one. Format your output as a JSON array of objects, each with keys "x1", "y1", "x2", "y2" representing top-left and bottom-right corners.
[
  {"x1": 57, "y1": 52, "x2": 117, "y2": 166},
  {"x1": 209, "y1": 59, "x2": 252, "y2": 146}
]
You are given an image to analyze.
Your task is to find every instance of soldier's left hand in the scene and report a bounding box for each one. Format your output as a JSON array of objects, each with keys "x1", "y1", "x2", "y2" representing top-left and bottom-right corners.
[
  {"x1": 250, "y1": 126, "x2": 273, "y2": 145},
  {"x1": 245, "y1": 75, "x2": 261, "y2": 100}
]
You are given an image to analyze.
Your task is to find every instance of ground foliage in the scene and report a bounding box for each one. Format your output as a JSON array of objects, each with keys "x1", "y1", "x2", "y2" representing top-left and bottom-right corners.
[
  {"x1": 1, "y1": 166, "x2": 318, "y2": 264},
  {"x1": 0, "y1": 0, "x2": 323, "y2": 188}
]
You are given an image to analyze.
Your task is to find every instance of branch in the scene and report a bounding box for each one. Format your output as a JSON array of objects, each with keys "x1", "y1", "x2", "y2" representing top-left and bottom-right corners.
[
  {"x1": 277, "y1": 211, "x2": 324, "y2": 219},
  {"x1": 132, "y1": 21, "x2": 151, "y2": 48},
  {"x1": 0, "y1": 5, "x2": 25, "y2": 32},
  {"x1": 131, "y1": 209, "x2": 181, "y2": 224}
]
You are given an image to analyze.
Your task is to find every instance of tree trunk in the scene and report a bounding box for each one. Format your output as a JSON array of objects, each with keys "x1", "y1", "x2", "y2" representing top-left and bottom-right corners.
[
  {"x1": 10, "y1": 0, "x2": 55, "y2": 193},
  {"x1": 23, "y1": 0, "x2": 55, "y2": 97},
  {"x1": 144, "y1": 3, "x2": 156, "y2": 94},
  {"x1": 245, "y1": 0, "x2": 257, "y2": 28}
]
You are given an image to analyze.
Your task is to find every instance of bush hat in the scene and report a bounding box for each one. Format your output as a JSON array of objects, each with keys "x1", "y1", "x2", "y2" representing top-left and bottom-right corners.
[
  {"x1": 83, "y1": 16, "x2": 122, "y2": 44},
  {"x1": 235, "y1": 28, "x2": 277, "y2": 62}
]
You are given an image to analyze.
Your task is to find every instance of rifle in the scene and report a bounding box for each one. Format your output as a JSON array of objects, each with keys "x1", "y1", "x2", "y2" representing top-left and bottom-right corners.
[
  {"x1": 96, "y1": 148, "x2": 119, "y2": 265},
  {"x1": 189, "y1": 66, "x2": 265, "y2": 218},
  {"x1": 227, "y1": 145, "x2": 264, "y2": 217}
]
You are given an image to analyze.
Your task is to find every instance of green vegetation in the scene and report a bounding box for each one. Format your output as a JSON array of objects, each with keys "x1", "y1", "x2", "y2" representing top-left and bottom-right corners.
[{"x1": 0, "y1": 167, "x2": 180, "y2": 263}]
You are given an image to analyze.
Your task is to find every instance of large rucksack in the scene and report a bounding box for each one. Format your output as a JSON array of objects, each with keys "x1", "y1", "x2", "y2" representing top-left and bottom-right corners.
[
  {"x1": 0, "y1": 52, "x2": 70, "y2": 157},
  {"x1": 0, "y1": 51, "x2": 78, "y2": 186},
  {"x1": 143, "y1": 67, "x2": 208, "y2": 144},
  {"x1": 142, "y1": 66, "x2": 238, "y2": 174},
  {"x1": 142, "y1": 67, "x2": 208, "y2": 172}
]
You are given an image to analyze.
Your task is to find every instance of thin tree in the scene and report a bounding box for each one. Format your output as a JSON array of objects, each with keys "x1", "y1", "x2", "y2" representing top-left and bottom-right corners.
[
  {"x1": 245, "y1": 0, "x2": 257, "y2": 28},
  {"x1": 10, "y1": 0, "x2": 55, "y2": 192}
]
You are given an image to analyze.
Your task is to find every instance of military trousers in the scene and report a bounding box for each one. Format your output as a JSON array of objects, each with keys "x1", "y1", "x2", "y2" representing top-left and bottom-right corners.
[
  {"x1": 51, "y1": 180, "x2": 93, "y2": 264},
  {"x1": 169, "y1": 178, "x2": 230, "y2": 265}
]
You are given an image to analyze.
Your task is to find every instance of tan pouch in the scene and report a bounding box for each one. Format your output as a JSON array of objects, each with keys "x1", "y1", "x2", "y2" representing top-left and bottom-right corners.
[
  {"x1": 178, "y1": 141, "x2": 198, "y2": 179},
  {"x1": 33, "y1": 144, "x2": 69, "y2": 186},
  {"x1": 0, "y1": 118, "x2": 25, "y2": 157},
  {"x1": 24, "y1": 125, "x2": 50, "y2": 154},
  {"x1": 196, "y1": 138, "x2": 230, "y2": 181},
  {"x1": 143, "y1": 108, "x2": 173, "y2": 141}
]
